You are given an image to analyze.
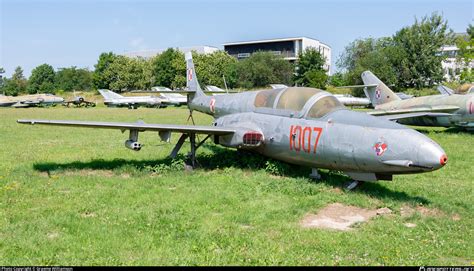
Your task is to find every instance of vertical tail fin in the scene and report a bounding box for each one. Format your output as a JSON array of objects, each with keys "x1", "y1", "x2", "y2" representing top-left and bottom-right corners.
[
  {"x1": 185, "y1": 52, "x2": 204, "y2": 97},
  {"x1": 361, "y1": 71, "x2": 400, "y2": 106}
]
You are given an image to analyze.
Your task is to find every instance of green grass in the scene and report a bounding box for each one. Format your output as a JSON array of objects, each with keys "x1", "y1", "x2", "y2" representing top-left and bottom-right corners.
[{"x1": 0, "y1": 107, "x2": 473, "y2": 266}]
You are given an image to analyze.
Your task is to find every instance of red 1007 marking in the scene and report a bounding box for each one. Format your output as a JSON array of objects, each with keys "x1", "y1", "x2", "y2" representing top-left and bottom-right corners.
[{"x1": 289, "y1": 125, "x2": 323, "y2": 154}]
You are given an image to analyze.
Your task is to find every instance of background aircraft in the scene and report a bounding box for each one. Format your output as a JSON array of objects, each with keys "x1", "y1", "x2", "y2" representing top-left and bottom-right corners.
[
  {"x1": 18, "y1": 53, "x2": 448, "y2": 190},
  {"x1": 437, "y1": 85, "x2": 474, "y2": 95},
  {"x1": 0, "y1": 93, "x2": 64, "y2": 108},
  {"x1": 98, "y1": 89, "x2": 164, "y2": 109},
  {"x1": 361, "y1": 71, "x2": 474, "y2": 131},
  {"x1": 151, "y1": 86, "x2": 187, "y2": 106}
]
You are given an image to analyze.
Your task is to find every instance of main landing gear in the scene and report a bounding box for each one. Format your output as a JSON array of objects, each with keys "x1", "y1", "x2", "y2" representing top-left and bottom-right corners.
[{"x1": 169, "y1": 133, "x2": 211, "y2": 168}]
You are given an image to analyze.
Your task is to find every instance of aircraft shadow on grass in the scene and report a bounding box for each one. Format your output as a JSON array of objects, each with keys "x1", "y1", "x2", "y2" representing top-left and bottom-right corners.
[{"x1": 33, "y1": 144, "x2": 430, "y2": 205}]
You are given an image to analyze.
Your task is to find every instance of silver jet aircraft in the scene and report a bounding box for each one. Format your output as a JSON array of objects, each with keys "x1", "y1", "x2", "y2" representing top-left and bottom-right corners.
[
  {"x1": 360, "y1": 71, "x2": 474, "y2": 131},
  {"x1": 0, "y1": 93, "x2": 64, "y2": 108},
  {"x1": 99, "y1": 89, "x2": 164, "y2": 109},
  {"x1": 18, "y1": 53, "x2": 448, "y2": 190},
  {"x1": 151, "y1": 87, "x2": 188, "y2": 106}
]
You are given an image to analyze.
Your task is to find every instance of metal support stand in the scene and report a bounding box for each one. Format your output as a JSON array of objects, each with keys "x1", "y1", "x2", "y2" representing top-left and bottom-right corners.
[
  {"x1": 169, "y1": 133, "x2": 211, "y2": 169},
  {"x1": 345, "y1": 180, "x2": 360, "y2": 191},
  {"x1": 309, "y1": 168, "x2": 321, "y2": 180}
]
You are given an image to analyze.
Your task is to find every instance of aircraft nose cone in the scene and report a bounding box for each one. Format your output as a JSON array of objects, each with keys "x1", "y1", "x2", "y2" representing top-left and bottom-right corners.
[
  {"x1": 417, "y1": 142, "x2": 447, "y2": 170},
  {"x1": 440, "y1": 154, "x2": 448, "y2": 166}
]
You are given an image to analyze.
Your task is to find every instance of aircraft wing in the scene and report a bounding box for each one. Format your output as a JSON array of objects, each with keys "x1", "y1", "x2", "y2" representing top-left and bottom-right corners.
[
  {"x1": 374, "y1": 112, "x2": 454, "y2": 121},
  {"x1": 17, "y1": 119, "x2": 235, "y2": 135},
  {"x1": 368, "y1": 105, "x2": 460, "y2": 116}
]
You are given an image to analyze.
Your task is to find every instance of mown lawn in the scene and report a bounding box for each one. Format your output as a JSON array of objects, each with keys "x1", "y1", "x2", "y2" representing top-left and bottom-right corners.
[{"x1": 0, "y1": 106, "x2": 472, "y2": 265}]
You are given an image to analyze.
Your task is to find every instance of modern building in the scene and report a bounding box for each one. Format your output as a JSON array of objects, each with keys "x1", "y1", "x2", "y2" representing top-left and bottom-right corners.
[
  {"x1": 440, "y1": 33, "x2": 474, "y2": 81},
  {"x1": 122, "y1": 45, "x2": 219, "y2": 59},
  {"x1": 223, "y1": 37, "x2": 332, "y2": 74}
]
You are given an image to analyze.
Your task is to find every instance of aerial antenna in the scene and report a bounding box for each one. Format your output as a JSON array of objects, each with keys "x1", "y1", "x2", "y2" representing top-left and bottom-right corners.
[{"x1": 223, "y1": 75, "x2": 228, "y2": 94}]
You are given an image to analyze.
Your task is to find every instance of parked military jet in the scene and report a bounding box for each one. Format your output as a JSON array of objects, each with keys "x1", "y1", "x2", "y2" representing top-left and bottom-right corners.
[
  {"x1": 437, "y1": 84, "x2": 474, "y2": 95},
  {"x1": 360, "y1": 71, "x2": 474, "y2": 131},
  {"x1": 99, "y1": 89, "x2": 164, "y2": 109},
  {"x1": 333, "y1": 94, "x2": 370, "y2": 107},
  {"x1": 151, "y1": 87, "x2": 187, "y2": 106},
  {"x1": 0, "y1": 94, "x2": 64, "y2": 108},
  {"x1": 0, "y1": 95, "x2": 17, "y2": 107},
  {"x1": 18, "y1": 54, "x2": 448, "y2": 190}
]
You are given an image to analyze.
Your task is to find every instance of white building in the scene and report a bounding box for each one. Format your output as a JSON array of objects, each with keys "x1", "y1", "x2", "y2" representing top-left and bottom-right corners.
[
  {"x1": 223, "y1": 37, "x2": 332, "y2": 74},
  {"x1": 440, "y1": 34, "x2": 474, "y2": 81},
  {"x1": 122, "y1": 46, "x2": 219, "y2": 59}
]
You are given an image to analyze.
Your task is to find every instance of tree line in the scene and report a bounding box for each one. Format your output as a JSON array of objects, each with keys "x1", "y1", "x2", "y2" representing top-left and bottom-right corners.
[
  {"x1": 334, "y1": 13, "x2": 473, "y2": 95},
  {"x1": 1, "y1": 13, "x2": 472, "y2": 97},
  {"x1": 0, "y1": 47, "x2": 326, "y2": 95}
]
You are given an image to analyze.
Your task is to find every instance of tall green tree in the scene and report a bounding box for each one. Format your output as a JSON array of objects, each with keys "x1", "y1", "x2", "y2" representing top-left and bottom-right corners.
[
  {"x1": 236, "y1": 51, "x2": 293, "y2": 89},
  {"x1": 294, "y1": 47, "x2": 328, "y2": 89},
  {"x1": 28, "y1": 64, "x2": 55, "y2": 94},
  {"x1": 93, "y1": 52, "x2": 118, "y2": 89},
  {"x1": 337, "y1": 13, "x2": 454, "y2": 90},
  {"x1": 0, "y1": 67, "x2": 4, "y2": 95},
  {"x1": 337, "y1": 38, "x2": 399, "y2": 88},
  {"x1": 103, "y1": 56, "x2": 153, "y2": 91},
  {"x1": 193, "y1": 51, "x2": 238, "y2": 89},
  {"x1": 456, "y1": 24, "x2": 474, "y2": 82},
  {"x1": 152, "y1": 48, "x2": 184, "y2": 89},
  {"x1": 392, "y1": 13, "x2": 454, "y2": 88},
  {"x1": 56, "y1": 67, "x2": 93, "y2": 91},
  {"x1": 2, "y1": 67, "x2": 28, "y2": 96}
]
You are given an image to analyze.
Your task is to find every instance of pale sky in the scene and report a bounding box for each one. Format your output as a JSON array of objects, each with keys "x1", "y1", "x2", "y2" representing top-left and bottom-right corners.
[{"x1": 0, "y1": 0, "x2": 472, "y2": 77}]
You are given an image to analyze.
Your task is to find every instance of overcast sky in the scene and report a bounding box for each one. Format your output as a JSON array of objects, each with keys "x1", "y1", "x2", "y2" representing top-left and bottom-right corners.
[{"x1": 0, "y1": 0, "x2": 472, "y2": 77}]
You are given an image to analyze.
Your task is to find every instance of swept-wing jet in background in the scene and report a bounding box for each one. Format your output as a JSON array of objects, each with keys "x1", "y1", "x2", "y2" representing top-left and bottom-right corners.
[
  {"x1": 437, "y1": 84, "x2": 474, "y2": 95},
  {"x1": 0, "y1": 95, "x2": 17, "y2": 107},
  {"x1": 360, "y1": 71, "x2": 474, "y2": 131},
  {"x1": 0, "y1": 94, "x2": 64, "y2": 108},
  {"x1": 98, "y1": 89, "x2": 165, "y2": 109},
  {"x1": 333, "y1": 94, "x2": 370, "y2": 107},
  {"x1": 151, "y1": 86, "x2": 188, "y2": 106},
  {"x1": 18, "y1": 53, "x2": 448, "y2": 190}
]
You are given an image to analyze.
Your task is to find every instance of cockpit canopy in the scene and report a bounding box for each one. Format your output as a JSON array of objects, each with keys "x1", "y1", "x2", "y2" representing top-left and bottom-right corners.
[{"x1": 254, "y1": 87, "x2": 344, "y2": 118}]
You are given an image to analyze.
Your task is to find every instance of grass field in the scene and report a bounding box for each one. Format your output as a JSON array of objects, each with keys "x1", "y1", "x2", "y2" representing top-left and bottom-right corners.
[{"x1": 0, "y1": 106, "x2": 473, "y2": 265}]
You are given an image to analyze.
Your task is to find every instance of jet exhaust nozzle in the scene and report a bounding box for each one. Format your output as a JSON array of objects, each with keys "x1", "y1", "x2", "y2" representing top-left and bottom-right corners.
[{"x1": 125, "y1": 140, "x2": 142, "y2": 151}]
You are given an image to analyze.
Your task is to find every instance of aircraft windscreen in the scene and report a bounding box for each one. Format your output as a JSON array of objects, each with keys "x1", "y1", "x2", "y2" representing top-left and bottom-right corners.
[
  {"x1": 254, "y1": 89, "x2": 283, "y2": 108},
  {"x1": 306, "y1": 96, "x2": 344, "y2": 119},
  {"x1": 275, "y1": 87, "x2": 323, "y2": 111}
]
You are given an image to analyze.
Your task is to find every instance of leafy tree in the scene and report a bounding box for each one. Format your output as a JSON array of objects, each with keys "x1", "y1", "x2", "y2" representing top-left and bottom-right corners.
[
  {"x1": 6, "y1": 66, "x2": 28, "y2": 95},
  {"x1": 235, "y1": 51, "x2": 293, "y2": 89},
  {"x1": 93, "y1": 52, "x2": 118, "y2": 89},
  {"x1": 103, "y1": 56, "x2": 153, "y2": 91},
  {"x1": 0, "y1": 67, "x2": 4, "y2": 95},
  {"x1": 328, "y1": 72, "x2": 348, "y2": 87},
  {"x1": 337, "y1": 38, "x2": 399, "y2": 87},
  {"x1": 294, "y1": 47, "x2": 328, "y2": 89},
  {"x1": 392, "y1": 13, "x2": 454, "y2": 88},
  {"x1": 193, "y1": 51, "x2": 238, "y2": 89},
  {"x1": 152, "y1": 48, "x2": 184, "y2": 89},
  {"x1": 56, "y1": 67, "x2": 93, "y2": 91},
  {"x1": 456, "y1": 24, "x2": 474, "y2": 83},
  {"x1": 337, "y1": 13, "x2": 454, "y2": 90},
  {"x1": 28, "y1": 64, "x2": 55, "y2": 94}
]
